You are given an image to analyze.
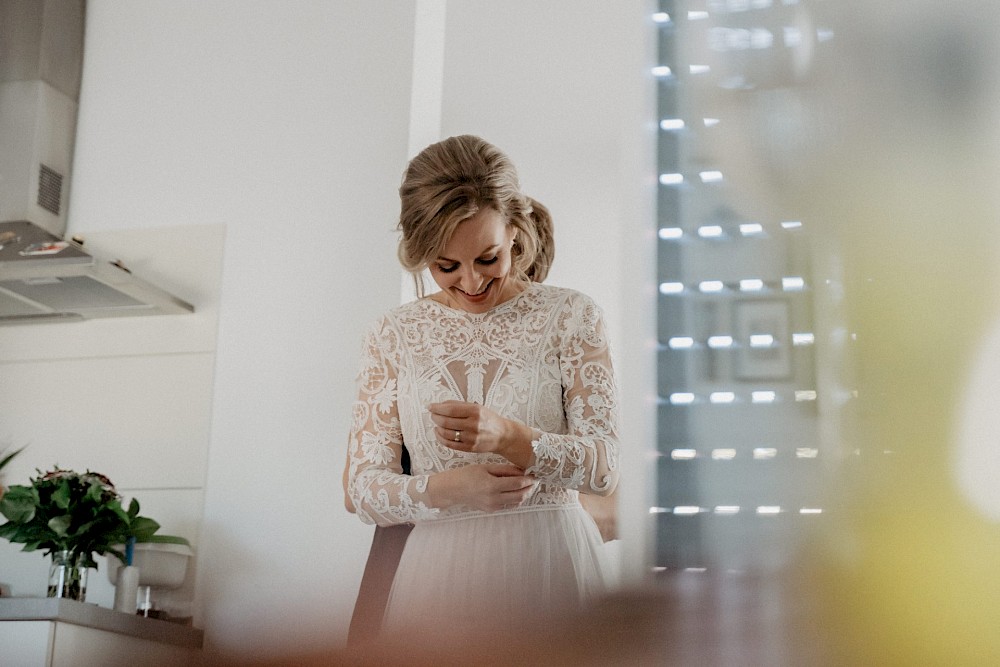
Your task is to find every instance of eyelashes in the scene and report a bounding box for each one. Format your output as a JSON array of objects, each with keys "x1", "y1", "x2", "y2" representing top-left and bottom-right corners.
[{"x1": 437, "y1": 256, "x2": 499, "y2": 273}]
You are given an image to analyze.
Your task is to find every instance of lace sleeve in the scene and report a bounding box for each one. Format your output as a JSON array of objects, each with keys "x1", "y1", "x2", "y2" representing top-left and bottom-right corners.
[
  {"x1": 346, "y1": 317, "x2": 440, "y2": 526},
  {"x1": 526, "y1": 294, "x2": 621, "y2": 495}
]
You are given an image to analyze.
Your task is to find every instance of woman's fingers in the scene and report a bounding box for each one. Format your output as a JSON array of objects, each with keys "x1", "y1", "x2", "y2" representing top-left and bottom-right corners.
[
  {"x1": 428, "y1": 400, "x2": 473, "y2": 418},
  {"x1": 488, "y1": 465, "x2": 536, "y2": 509},
  {"x1": 434, "y1": 424, "x2": 476, "y2": 440},
  {"x1": 429, "y1": 403, "x2": 479, "y2": 447},
  {"x1": 428, "y1": 401, "x2": 488, "y2": 433},
  {"x1": 485, "y1": 463, "x2": 527, "y2": 477},
  {"x1": 429, "y1": 402, "x2": 511, "y2": 458},
  {"x1": 434, "y1": 426, "x2": 475, "y2": 450},
  {"x1": 455, "y1": 464, "x2": 535, "y2": 511},
  {"x1": 429, "y1": 402, "x2": 478, "y2": 449},
  {"x1": 429, "y1": 413, "x2": 467, "y2": 432}
]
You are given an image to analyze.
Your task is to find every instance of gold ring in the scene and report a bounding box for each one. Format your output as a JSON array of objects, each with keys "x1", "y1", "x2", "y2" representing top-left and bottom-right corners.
[{"x1": 454, "y1": 430, "x2": 461, "y2": 442}]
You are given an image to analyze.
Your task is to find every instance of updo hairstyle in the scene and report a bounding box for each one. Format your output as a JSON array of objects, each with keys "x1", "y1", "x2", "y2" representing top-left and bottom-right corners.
[{"x1": 397, "y1": 135, "x2": 551, "y2": 296}]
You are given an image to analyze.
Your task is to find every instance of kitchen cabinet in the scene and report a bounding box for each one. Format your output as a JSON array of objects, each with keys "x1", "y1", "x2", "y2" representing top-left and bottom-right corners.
[{"x1": 0, "y1": 597, "x2": 202, "y2": 666}]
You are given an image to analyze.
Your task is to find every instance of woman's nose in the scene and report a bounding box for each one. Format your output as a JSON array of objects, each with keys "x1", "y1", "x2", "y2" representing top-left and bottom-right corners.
[{"x1": 459, "y1": 266, "x2": 481, "y2": 292}]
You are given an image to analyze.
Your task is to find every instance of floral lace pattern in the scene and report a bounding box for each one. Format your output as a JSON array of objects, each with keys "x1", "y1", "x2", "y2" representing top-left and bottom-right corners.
[{"x1": 347, "y1": 283, "x2": 620, "y2": 526}]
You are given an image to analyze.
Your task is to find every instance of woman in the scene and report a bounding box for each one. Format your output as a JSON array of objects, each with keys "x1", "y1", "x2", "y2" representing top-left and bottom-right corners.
[
  {"x1": 342, "y1": 194, "x2": 559, "y2": 647},
  {"x1": 345, "y1": 135, "x2": 620, "y2": 641}
]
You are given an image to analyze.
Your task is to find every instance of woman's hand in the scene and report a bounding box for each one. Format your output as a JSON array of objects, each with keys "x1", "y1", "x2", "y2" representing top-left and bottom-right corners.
[
  {"x1": 427, "y1": 463, "x2": 536, "y2": 513},
  {"x1": 429, "y1": 401, "x2": 535, "y2": 468},
  {"x1": 579, "y1": 491, "x2": 618, "y2": 542},
  {"x1": 342, "y1": 448, "x2": 356, "y2": 514}
]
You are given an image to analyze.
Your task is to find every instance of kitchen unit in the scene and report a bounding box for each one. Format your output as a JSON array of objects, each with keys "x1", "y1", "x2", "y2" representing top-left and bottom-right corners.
[{"x1": 0, "y1": 597, "x2": 202, "y2": 666}]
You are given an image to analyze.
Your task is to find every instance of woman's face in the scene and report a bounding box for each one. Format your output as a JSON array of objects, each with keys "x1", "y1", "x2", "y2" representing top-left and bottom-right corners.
[{"x1": 428, "y1": 208, "x2": 518, "y2": 314}]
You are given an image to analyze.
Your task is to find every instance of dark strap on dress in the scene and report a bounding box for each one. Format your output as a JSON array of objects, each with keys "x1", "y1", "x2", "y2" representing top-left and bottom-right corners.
[{"x1": 346, "y1": 446, "x2": 413, "y2": 646}]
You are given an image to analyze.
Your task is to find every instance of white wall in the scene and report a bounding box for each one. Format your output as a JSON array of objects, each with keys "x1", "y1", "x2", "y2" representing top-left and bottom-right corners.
[
  {"x1": 70, "y1": 1, "x2": 417, "y2": 657},
  {"x1": 0, "y1": 1, "x2": 657, "y2": 660}
]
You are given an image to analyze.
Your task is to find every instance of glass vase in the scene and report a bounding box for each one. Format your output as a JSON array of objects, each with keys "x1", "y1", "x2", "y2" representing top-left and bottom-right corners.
[{"x1": 48, "y1": 549, "x2": 88, "y2": 602}]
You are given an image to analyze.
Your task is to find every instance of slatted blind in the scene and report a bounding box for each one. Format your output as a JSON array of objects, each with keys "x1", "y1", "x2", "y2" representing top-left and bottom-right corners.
[{"x1": 653, "y1": 0, "x2": 836, "y2": 572}]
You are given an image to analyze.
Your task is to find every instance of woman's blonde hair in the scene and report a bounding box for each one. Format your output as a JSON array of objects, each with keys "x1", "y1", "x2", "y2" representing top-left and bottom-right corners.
[{"x1": 397, "y1": 135, "x2": 550, "y2": 296}]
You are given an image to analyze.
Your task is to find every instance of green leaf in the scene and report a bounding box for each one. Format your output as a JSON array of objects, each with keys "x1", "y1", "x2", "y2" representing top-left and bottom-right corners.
[
  {"x1": 129, "y1": 517, "x2": 161, "y2": 541},
  {"x1": 51, "y1": 480, "x2": 71, "y2": 510},
  {"x1": 109, "y1": 502, "x2": 130, "y2": 523},
  {"x1": 0, "y1": 486, "x2": 38, "y2": 523},
  {"x1": 85, "y1": 480, "x2": 106, "y2": 504},
  {"x1": 127, "y1": 498, "x2": 140, "y2": 518},
  {"x1": 72, "y1": 519, "x2": 98, "y2": 540},
  {"x1": 47, "y1": 515, "x2": 71, "y2": 538},
  {"x1": 0, "y1": 522, "x2": 20, "y2": 540},
  {"x1": 0, "y1": 446, "x2": 25, "y2": 471}
]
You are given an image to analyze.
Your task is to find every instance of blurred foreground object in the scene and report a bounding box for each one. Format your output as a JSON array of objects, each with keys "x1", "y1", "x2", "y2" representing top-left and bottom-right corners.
[{"x1": 704, "y1": 0, "x2": 1000, "y2": 663}]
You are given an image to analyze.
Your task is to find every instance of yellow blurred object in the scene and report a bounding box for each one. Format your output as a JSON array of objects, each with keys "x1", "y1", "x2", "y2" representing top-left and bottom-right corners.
[{"x1": 704, "y1": 0, "x2": 1000, "y2": 663}]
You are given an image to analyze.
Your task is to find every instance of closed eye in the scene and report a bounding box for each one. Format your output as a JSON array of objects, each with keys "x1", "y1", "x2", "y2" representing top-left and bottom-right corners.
[{"x1": 436, "y1": 256, "x2": 497, "y2": 273}]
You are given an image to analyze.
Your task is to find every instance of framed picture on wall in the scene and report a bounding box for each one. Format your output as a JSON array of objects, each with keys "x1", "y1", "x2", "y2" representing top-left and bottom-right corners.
[{"x1": 734, "y1": 299, "x2": 792, "y2": 380}]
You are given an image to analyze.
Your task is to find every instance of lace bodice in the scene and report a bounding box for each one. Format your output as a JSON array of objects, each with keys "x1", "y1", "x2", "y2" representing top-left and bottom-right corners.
[{"x1": 347, "y1": 283, "x2": 620, "y2": 526}]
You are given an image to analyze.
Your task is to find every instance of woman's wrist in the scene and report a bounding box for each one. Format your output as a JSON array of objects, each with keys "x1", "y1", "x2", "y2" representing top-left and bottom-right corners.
[
  {"x1": 499, "y1": 420, "x2": 537, "y2": 469},
  {"x1": 426, "y1": 469, "x2": 458, "y2": 508}
]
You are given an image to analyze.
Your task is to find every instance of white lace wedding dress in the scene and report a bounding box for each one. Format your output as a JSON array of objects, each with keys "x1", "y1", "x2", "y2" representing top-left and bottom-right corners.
[{"x1": 346, "y1": 282, "x2": 621, "y2": 639}]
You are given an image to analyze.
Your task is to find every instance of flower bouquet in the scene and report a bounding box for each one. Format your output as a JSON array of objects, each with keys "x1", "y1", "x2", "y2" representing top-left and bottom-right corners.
[{"x1": 0, "y1": 467, "x2": 162, "y2": 601}]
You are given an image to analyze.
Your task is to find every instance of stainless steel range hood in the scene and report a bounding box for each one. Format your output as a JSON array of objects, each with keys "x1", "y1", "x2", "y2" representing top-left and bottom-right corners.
[
  {"x1": 0, "y1": 0, "x2": 193, "y2": 325},
  {"x1": 0, "y1": 220, "x2": 194, "y2": 324}
]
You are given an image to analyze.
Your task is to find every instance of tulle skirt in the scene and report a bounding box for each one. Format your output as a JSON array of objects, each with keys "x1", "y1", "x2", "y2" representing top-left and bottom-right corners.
[{"x1": 381, "y1": 502, "x2": 610, "y2": 642}]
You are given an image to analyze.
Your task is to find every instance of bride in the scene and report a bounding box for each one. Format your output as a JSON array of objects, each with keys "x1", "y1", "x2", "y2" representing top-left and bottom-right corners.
[{"x1": 346, "y1": 134, "x2": 620, "y2": 643}]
